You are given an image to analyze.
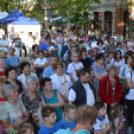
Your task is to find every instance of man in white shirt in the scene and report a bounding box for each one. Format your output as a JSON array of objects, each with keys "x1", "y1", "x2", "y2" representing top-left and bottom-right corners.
[
  {"x1": 68, "y1": 68, "x2": 96, "y2": 107},
  {"x1": 0, "y1": 34, "x2": 9, "y2": 52},
  {"x1": 0, "y1": 26, "x2": 5, "y2": 38}
]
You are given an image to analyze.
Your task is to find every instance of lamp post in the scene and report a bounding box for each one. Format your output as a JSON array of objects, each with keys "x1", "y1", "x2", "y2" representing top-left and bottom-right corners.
[{"x1": 44, "y1": 6, "x2": 48, "y2": 30}]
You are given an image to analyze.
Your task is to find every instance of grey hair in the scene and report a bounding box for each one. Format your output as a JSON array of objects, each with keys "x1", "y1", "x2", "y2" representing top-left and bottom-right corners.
[
  {"x1": 2, "y1": 84, "x2": 19, "y2": 100},
  {"x1": 25, "y1": 75, "x2": 39, "y2": 84},
  {"x1": 71, "y1": 52, "x2": 79, "y2": 61},
  {"x1": 106, "y1": 64, "x2": 116, "y2": 73}
]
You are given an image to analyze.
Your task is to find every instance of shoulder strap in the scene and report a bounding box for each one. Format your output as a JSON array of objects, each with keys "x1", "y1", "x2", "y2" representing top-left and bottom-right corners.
[
  {"x1": 122, "y1": 65, "x2": 126, "y2": 77},
  {"x1": 54, "y1": 89, "x2": 57, "y2": 96},
  {"x1": 72, "y1": 63, "x2": 76, "y2": 70},
  {"x1": 63, "y1": 74, "x2": 67, "y2": 96}
]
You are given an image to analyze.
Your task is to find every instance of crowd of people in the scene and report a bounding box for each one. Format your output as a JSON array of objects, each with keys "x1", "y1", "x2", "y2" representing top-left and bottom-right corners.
[{"x1": 0, "y1": 26, "x2": 134, "y2": 134}]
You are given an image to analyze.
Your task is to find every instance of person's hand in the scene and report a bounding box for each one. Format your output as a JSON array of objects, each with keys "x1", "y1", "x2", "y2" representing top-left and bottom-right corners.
[{"x1": 122, "y1": 118, "x2": 126, "y2": 122}]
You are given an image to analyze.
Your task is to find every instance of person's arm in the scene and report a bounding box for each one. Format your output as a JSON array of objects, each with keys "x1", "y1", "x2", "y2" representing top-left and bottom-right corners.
[
  {"x1": 118, "y1": 65, "x2": 126, "y2": 80},
  {"x1": 101, "y1": 123, "x2": 111, "y2": 133},
  {"x1": 69, "y1": 73, "x2": 75, "y2": 83},
  {"x1": 94, "y1": 73, "x2": 106, "y2": 81},
  {"x1": 127, "y1": 75, "x2": 134, "y2": 89},
  {"x1": 47, "y1": 91, "x2": 65, "y2": 108}
]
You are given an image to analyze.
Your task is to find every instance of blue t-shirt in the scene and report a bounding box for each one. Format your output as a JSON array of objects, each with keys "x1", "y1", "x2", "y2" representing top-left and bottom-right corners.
[
  {"x1": 55, "y1": 128, "x2": 90, "y2": 134},
  {"x1": 87, "y1": 56, "x2": 95, "y2": 65},
  {"x1": 38, "y1": 123, "x2": 61, "y2": 134},
  {"x1": 41, "y1": 43, "x2": 49, "y2": 51},
  {"x1": 59, "y1": 119, "x2": 76, "y2": 129}
]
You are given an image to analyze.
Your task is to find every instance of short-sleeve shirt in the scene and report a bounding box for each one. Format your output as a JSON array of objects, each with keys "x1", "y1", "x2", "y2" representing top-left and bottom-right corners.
[
  {"x1": 67, "y1": 62, "x2": 83, "y2": 85},
  {"x1": 126, "y1": 72, "x2": 134, "y2": 100},
  {"x1": 94, "y1": 114, "x2": 110, "y2": 131},
  {"x1": 33, "y1": 57, "x2": 49, "y2": 65},
  {"x1": 0, "y1": 100, "x2": 26, "y2": 124},
  {"x1": 55, "y1": 128, "x2": 90, "y2": 134},
  {"x1": 50, "y1": 74, "x2": 71, "y2": 96},
  {"x1": 43, "y1": 65, "x2": 55, "y2": 78},
  {"x1": 38, "y1": 123, "x2": 61, "y2": 134},
  {"x1": 110, "y1": 58, "x2": 125, "y2": 67},
  {"x1": 93, "y1": 64, "x2": 107, "y2": 91},
  {"x1": 59, "y1": 119, "x2": 76, "y2": 129}
]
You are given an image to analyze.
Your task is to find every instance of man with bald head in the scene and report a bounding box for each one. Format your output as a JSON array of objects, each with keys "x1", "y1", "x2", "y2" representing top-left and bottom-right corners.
[{"x1": 0, "y1": 34, "x2": 9, "y2": 52}]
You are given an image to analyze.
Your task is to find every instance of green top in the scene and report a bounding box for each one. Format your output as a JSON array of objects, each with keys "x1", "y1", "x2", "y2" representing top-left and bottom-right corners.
[{"x1": 41, "y1": 89, "x2": 62, "y2": 122}]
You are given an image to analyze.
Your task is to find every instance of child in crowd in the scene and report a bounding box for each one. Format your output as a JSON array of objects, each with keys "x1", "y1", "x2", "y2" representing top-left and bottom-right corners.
[
  {"x1": 94, "y1": 102, "x2": 111, "y2": 134},
  {"x1": 33, "y1": 51, "x2": 49, "y2": 78},
  {"x1": 87, "y1": 50, "x2": 95, "y2": 65},
  {"x1": 108, "y1": 106, "x2": 125, "y2": 134},
  {"x1": 38, "y1": 106, "x2": 61, "y2": 134},
  {"x1": 59, "y1": 104, "x2": 76, "y2": 129},
  {"x1": 18, "y1": 122, "x2": 34, "y2": 134},
  {"x1": 106, "y1": 51, "x2": 114, "y2": 64},
  {"x1": 117, "y1": 105, "x2": 126, "y2": 134},
  {"x1": 84, "y1": 33, "x2": 89, "y2": 48}
]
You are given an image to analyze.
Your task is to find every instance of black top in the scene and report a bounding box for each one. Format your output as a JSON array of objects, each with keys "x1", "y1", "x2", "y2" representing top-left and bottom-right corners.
[{"x1": 80, "y1": 57, "x2": 91, "y2": 69}]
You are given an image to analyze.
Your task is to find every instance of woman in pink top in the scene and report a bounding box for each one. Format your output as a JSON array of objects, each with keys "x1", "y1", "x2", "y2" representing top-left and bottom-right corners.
[
  {"x1": 127, "y1": 38, "x2": 134, "y2": 52},
  {"x1": 83, "y1": 33, "x2": 89, "y2": 48},
  {"x1": 39, "y1": 33, "x2": 45, "y2": 48}
]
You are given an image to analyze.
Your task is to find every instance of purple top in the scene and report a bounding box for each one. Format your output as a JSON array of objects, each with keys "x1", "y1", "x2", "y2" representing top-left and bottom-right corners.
[{"x1": 39, "y1": 39, "x2": 45, "y2": 47}]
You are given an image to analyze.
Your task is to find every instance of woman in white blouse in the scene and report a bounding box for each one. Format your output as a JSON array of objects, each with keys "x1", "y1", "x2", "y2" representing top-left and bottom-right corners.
[
  {"x1": 50, "y1": 61, "x2": 71, "y2": 101},
  {"x1": 110, "y1": 50, "x2": 125, "y2": 75},
  {"x1": 67, "y1": 52, "x2": 83, "y2": 85},
  {"x1": 119, "y1": 55, "x2": 133, "y2": 84},
  {"x1": 110, "y1": 50, "x2": 125, "y2": 67}
]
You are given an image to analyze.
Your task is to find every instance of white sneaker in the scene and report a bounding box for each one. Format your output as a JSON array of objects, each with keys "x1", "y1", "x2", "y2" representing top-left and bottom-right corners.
[{"x1": 127, "y1": 126, "x2": 132, "y2": 134}]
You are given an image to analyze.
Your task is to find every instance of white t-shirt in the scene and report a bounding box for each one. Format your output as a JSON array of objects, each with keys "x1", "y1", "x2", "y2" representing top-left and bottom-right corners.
[
  {"x1": 119, "y1": 64, "x2": 132, "y2": 79},
  {"x1": 68, "y1": 83, "x2": 95, "y2": 106},
  {"x1": 33, "y1": 57, "x2": 49, "y2": 65},
  {"x1": 0, "y1": 39, "x2": 9, "y2": 52},
  {"x1": 94, "y1": 114, "x2": 110, "y2": 131},
  {"x1": 0, "y1": 29, "x2": 5, "y2": 38},
  {"x1": 67, "y1": 62, "x2": 83, "y2": 85},
  {"x1": 110, "y1": 58, "x2": 125, "y2": 67},
  {"x1": 90, "y1": 41, "x2": 98, "y2": 49},
  {"x1": 126, "y1": 72, "x2": 134, "y2": 100},
  {"x1": 50, "y1": 74, "x2": 71, "y2": 96},
  {"x1": 17, "y1": 73, "x2": 37, "y2": 90}
]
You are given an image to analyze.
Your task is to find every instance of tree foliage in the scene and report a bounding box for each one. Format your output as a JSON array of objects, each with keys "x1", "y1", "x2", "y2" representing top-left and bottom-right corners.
[
  {"x1": 47, "y1": 0, "x2": 101, "y2": 25},
  {"x1": 0, "y1": 0, "x2": 46, "y2": 23}
]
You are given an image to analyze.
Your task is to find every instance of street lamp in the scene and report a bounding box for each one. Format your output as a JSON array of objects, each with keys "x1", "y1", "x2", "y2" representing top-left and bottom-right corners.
[{"x1": 44, "y1": 6, "x2": 48, "y2": 30}]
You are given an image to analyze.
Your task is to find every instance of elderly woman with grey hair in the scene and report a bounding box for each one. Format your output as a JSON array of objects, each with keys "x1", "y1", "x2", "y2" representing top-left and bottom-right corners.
[
  {"x1": 67, "y1": 52, "x2": 83, "y2": 85},
  {"x1": 19, "y1": 75, "x2": 45, "y2": 129},
  {"x1": 99, "y1": 64, "x2": 122, "y2": 112},
  {"x1": 0, "y1": 84, "x2": 29, "y2": 133}
]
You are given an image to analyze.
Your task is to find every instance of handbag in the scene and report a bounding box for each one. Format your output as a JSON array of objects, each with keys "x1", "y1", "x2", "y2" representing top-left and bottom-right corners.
[{"x1": 120, "y1": 65, "x2": 130, "y2": 95}]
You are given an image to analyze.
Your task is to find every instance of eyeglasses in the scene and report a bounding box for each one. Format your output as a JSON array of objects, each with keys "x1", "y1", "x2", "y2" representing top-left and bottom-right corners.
[{"x1": 45, "y1": 83, "x2": 52, "y2": 86}]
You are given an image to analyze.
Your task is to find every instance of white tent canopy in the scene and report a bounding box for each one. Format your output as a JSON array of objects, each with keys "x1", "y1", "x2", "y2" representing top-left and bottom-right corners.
[{"x1": 0, "y1": 12, "x2": 8, "y2": 19}]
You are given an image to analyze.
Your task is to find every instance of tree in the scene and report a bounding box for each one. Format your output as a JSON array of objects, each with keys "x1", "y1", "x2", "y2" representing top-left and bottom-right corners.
[
  {"x1": 47, "y1": 0, "x2": 101, "y2": 26},
  {"x1": 0, "y1": 0, "x2": 46, "y2": 24},
  {"x1": 0, "y1": 0, "x2": 27, "y2": 13}
]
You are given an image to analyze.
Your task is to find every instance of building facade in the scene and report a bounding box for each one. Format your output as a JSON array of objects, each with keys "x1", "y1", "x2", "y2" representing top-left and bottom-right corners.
[{"x1": 90, "y1": 0, "x2": 128, "y2": 39}]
